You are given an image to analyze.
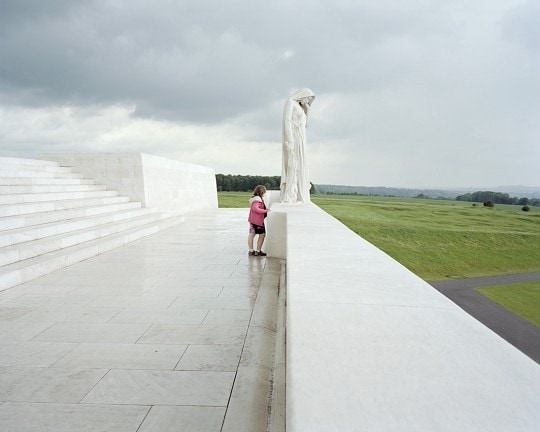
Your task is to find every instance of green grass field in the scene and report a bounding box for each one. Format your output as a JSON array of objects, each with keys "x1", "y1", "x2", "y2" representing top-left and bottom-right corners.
[
  {"x1": 217, "y1": 192, "x2": 252, "y2": 208},
  {"x1": 476, "y1": 282, "x2": 540, "y2": 326}
]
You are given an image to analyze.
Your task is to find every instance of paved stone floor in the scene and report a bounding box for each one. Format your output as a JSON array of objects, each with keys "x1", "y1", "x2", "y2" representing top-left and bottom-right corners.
[{"x1": 0, "y1": 209, "x2": 278, "y2": 432}]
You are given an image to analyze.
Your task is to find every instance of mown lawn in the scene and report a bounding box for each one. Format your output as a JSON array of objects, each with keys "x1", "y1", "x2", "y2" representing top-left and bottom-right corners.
[
  {"x1": 217, "y1": 192, "x2": 252, "y2": 208},
  {"x1": 476, "y1": 282, "x2": 540, "y2": 326}
]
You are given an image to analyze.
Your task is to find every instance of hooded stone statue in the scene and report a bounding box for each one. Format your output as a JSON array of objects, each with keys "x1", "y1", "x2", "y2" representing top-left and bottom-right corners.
[{"x1": 280, "y1": 88, "x2": 315, "y2": 203}]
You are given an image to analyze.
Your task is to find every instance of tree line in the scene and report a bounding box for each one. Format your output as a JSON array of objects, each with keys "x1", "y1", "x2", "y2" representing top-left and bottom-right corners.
[
  {"x1": 216, "y1": 174, "x2": 316, "y2": 194},
  {"x1": 216, "y1": 174, "x2": 281, "y2": 192},
  {"x1": 216, "y1": 175, "x2": 540, "y2": 207},
  {"x1": 456, "y1": 191, "x2": 540, "y2": 206}
]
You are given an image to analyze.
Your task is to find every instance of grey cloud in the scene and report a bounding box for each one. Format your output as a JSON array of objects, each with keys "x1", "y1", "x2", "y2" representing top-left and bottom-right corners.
[
  {"x1": 0, "y1": 1, "x2": 456, "y2": 120},
  {"x1": 0, "y1": 0, "x2": 76, "y2": 21},
  {"x1": 0, "y1": 1, "x2": 287, "y2": 119},
  {"x1": 501, "y1": 1, "x2": 540, "y2": 52},
  {"x1": 0, "y1": 0, "x2": 538, "y2": 188}
]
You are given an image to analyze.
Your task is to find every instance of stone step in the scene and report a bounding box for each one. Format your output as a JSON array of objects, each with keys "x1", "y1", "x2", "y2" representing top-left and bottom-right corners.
[
  {"x1": 0, "y1": 205, "x2": 149, "y2": 247},
  {"x1": 0, "y1": 164, "x2": 75, "y2": 174},
  {"x1": 0, "y1": 214, "x2": 185, "y2": 291},
  {"x1": 0, "y1": 177, "x2": 95, "y2": 186},
  {"x1": 0, "y1": 168, "x2": 85, "y2": 179},
  {"x1": 0, "y1": 156, "x2": 189, "y2": 291},
  {"x1": 0, "y1": 210, "x2": 164, "y2": 266},
  {"x1": 0, "y1": 201, "x2": 142, "y2": 232},
  {"x1": 0, "y1": 184, "x2": 106, "y2": 194},
  {"x1": 0, "y1": 156, "x2": 59, "y2": 167},
  {"x1": 0, "y1": 190, "x2": 118, "y2": 205},
  {"x1": 0, "y1": 196, "x2": 130, "y2": 218}
]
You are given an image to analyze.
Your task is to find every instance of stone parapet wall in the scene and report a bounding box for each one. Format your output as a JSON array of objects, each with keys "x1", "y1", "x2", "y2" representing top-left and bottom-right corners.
[
  {"x1": 39, "y1": 153, "x2": 217, "y2": 214},
  {"x1": 267, "y1": 202, "x2": 540, "y2": 431}
]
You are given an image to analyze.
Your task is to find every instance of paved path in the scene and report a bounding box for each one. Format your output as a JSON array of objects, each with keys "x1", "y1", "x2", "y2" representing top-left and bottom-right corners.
[
  {"x1": 0, "y1": 209, "x2": 279, "y2": 432},
  {"x1": 430, "y1": 272, "x2": 540, "y2": 363},
  {"x1": 2, "y1": 206, "x2": 538, "y2": 429}
]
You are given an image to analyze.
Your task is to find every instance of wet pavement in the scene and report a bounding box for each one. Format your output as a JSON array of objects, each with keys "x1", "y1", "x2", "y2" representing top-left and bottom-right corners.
[{"x1": 0, "y1": 209, "x2": 280, "y2": 431}]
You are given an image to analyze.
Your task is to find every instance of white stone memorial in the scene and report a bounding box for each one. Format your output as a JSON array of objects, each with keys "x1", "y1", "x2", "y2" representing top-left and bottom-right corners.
[{"x1": 280, "y1": 88, "x2": 315, "y2": 204}]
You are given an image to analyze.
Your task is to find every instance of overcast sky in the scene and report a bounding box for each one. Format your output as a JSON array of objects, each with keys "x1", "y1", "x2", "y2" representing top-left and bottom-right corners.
[{"x1": 1, "y1": 0, "x2": 538, "y2": 188}]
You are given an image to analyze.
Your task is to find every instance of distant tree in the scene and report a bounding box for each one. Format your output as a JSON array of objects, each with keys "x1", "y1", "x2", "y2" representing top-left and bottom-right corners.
[
  {"x1": 456, "y1": 193, "x2": 473, "y2": 202},
  {"x1": 456, "y1": 191, "x2": 536, "y2": 206},
  {"x1": 222, "y1": 176, "x2": 232, "y2": 191},
  {"x1": 484, "y1": 200, "x2": 495, "y2": 208}
]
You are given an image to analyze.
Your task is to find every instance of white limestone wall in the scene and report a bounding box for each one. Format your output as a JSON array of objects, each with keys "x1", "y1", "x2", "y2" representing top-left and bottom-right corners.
[
  {"x1": 267, "y1": 202, "x2": 540, "y2": 432},
  {"x1": 39, "y1": 153, "x2": 217, "y2": 214},
  {"x1": 264, "y1": 211, "x2": 287, "y2": 260}
]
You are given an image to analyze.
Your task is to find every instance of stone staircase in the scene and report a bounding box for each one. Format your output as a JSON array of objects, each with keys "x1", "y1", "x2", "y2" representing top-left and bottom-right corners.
[{"x1": 0, "y1": 156, "x2": 184, "y2": 291}]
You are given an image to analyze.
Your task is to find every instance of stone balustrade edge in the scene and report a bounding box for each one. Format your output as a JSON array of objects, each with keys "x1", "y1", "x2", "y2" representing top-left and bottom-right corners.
[{"x1": 266, "y1": 202, "x2": 540, "y2": 432}]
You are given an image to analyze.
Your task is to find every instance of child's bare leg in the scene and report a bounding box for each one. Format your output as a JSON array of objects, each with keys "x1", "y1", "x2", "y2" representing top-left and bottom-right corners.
[
  {"x1": 256, "y1": 233, "x2": 265, "y2": 251},
  {"x1": 248, "y1": 232, "x2": 255, "y2": 250}
]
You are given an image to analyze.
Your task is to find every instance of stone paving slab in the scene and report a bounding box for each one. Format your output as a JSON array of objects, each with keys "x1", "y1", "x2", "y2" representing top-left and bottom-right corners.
[
  {"x1": 176, "y1": 344, "x2": 244, "y2": 372},
  {"x1": 139, "y1": 406, "x2": 226, "y2": 432},
  {"x1": 53, "y1": 343, "x2": 188, "y2": 370},
  {"x1": 138, "y1": 323, "x2": 248, "y2": 345},
  {"x1": 0, "y1": 209, "x2": 277, "y2": 431},
  {"x1": 32, "y1": 322, "x2": 151, "y2": 343},
  {"x1": 0, "y1": 342, "x2": 77, "y2": 367},
  {"x1": 0, "y1": 402, "x2": 149, "y2": 432},
  {"x1": 0, "y1": 367, "x2": 107, "y2": 403},
  {"x1": 81, "y1": 369, "x2": 235, "y2": 406}
]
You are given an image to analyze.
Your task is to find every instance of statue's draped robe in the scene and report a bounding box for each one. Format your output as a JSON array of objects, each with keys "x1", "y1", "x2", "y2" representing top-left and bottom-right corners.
[{"x1": 280, "y1": 88, "x2": 315, "y2": 203}]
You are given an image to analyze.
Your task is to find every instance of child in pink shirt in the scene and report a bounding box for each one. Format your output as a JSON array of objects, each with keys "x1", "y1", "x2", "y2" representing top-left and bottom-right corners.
[{"x1": 248, "y1": 185, "x2": 271, "y2": 256}]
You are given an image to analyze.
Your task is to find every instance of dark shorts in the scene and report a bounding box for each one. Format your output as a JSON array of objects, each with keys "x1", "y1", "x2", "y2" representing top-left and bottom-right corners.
[{"x1": 249, "y1": 223, "x2": 266, "y2": 235}]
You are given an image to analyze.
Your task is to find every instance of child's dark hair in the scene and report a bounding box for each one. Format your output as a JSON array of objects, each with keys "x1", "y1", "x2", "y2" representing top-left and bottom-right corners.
[{"x1": 252, "y1": 185, "x2": 267, "y2": 197}]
